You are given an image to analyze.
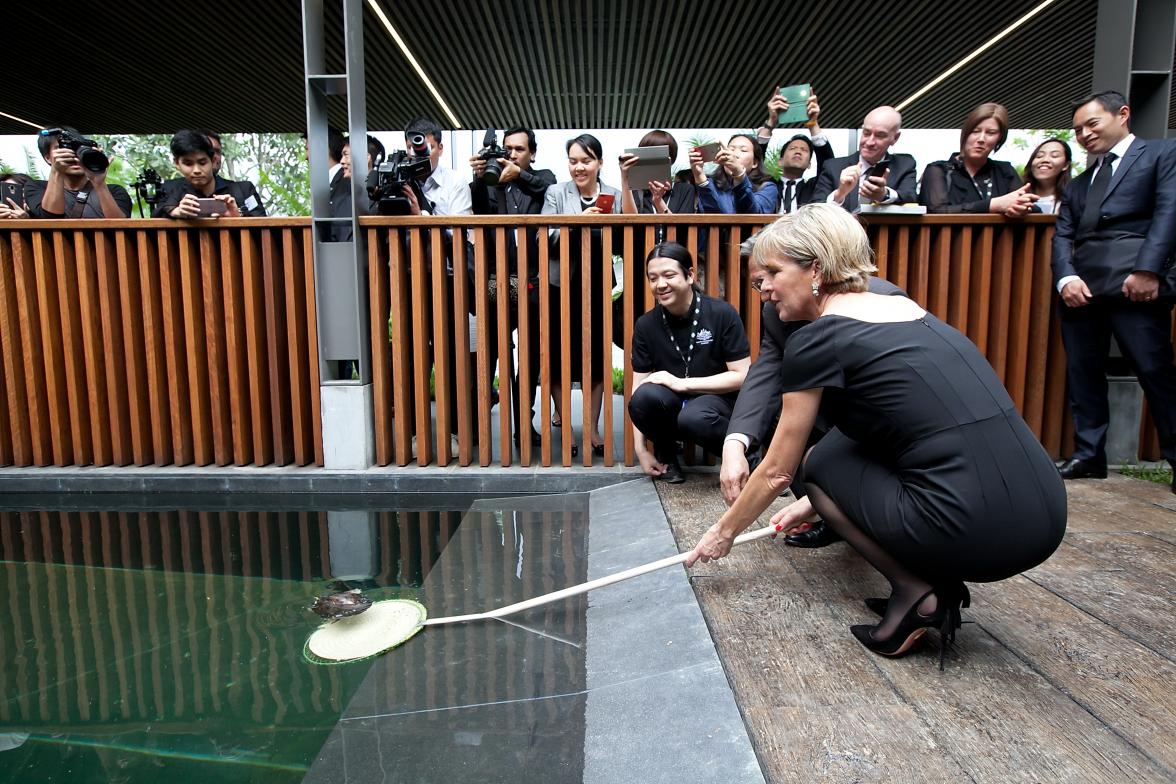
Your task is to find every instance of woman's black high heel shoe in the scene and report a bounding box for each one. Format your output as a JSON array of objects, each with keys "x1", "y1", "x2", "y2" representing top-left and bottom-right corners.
[
  {"x1": 865, "y1": 583, "x2": 970, "y2": 619},
  {"x1": 850, "y1": 588, "x2": 942, "y2": 659}
]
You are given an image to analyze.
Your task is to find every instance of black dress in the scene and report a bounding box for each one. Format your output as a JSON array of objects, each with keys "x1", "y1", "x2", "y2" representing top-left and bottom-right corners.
[{"x1": 780, "y1": 313, "x2": 1066, "y2": 584}]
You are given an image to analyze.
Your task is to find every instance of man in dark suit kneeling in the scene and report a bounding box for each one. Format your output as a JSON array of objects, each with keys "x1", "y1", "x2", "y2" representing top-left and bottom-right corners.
[
  {"x1": 1052, "y1": 90, "x2": 1176, "y2": 493},
  {"x1": 721, "y1": 241, "x2": 905, "y2": 545}
]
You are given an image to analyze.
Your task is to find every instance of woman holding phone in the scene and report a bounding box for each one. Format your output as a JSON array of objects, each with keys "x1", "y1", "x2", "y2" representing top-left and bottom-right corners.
[
  {"x1": 542, "y1": 134, "x2": 622, "y2": 456},
  {"x1": 690, "y1": 133, "x2": 779, "y2": 215}
]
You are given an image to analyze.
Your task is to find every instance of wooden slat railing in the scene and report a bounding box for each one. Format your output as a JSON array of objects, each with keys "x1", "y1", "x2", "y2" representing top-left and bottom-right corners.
[
  {"x1": 3, "y1": 214, "x2": 1169, "y2": 469},
  {"x1": 363, "y1": 214, "x2": 1095, "y2": 468},
  {"x1": 0, "y1": 219, "x2": 322, "y2": 467}
]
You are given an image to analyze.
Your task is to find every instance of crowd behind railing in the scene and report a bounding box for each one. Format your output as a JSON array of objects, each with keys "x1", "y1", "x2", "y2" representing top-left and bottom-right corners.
[{"x1": 0, "y1": 89, "x2": 1172, "y2": 494}]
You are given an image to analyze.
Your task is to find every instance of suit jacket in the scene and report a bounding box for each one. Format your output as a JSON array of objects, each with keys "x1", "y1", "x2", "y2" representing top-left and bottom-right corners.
[
  {"x1": 541, "y1": 180, "x2": 623, "y2": 285},
  {"x1": 727, "y1": 276, "x2": 906, "y2": 450},
  {"x1": 759, "y1": 136, "x2": 835, "y2": 210},
  {"x1": 811, "y1": 152, "x2": 918, "y2": 212},
  {"x1": 328, "y1": 168, "x2": 353, "y2": 241},
  {"x1": 1052, "y1": 136, "x2": 1176, "y2": 299}
]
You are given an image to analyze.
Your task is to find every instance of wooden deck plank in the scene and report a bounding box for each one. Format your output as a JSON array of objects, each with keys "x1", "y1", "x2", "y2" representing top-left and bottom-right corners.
[{"x1": 657, "y1": 473, "x2": 1176, "y2": 784}]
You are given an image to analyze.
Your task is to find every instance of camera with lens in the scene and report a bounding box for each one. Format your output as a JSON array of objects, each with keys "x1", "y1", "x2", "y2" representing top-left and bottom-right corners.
[
  {"x1": 475, "y1": 129, "x2": 512, "y2": 186},
  {"x1": 365, "y1": 132, "x2": 434, "y2": 216},
  {"x1": 41, "y1": 128, "x2": 110, "y2": 173},
  {"x1": 131, "y1": 167, "x2": 165, "y2": 217}
]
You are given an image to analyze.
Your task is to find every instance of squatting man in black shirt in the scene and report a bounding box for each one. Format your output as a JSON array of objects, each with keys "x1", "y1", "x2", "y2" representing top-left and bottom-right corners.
[{"x1": 629, "y1": 242, "x2": 750, "y2": 483}]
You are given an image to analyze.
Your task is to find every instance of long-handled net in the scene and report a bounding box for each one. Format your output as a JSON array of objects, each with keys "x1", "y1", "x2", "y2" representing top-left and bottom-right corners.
[{"x1": 304, "y1": 524, "x2": 778, "y2": 664}]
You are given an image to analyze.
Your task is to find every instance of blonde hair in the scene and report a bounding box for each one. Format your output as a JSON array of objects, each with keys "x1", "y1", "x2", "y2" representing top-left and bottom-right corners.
[{"x1": 751, "y1": 203, "x2": 876, "y2": 294}]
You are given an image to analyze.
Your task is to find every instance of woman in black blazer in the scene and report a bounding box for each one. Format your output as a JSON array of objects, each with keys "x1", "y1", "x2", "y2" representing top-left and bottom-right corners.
[{"x1": 919, "y1": 103, "x2": 1035, "y2": 216}]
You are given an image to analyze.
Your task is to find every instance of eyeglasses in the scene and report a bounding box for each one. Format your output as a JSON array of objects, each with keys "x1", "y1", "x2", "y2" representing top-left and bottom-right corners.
[{"x1": 750, "y1": 278, "x2": 764, "y2": 292}]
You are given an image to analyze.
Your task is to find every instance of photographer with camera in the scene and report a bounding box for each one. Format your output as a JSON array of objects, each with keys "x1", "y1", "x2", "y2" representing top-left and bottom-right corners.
[
  {"x1": 25, "y1": 127, "x2": 131, "y2": 219},
  {"x1": 155, "y1": 130, "x2": 266, "y2": 219},
  {"x1": 469, "y1": 127, "x2": 557, "y2": 448}
]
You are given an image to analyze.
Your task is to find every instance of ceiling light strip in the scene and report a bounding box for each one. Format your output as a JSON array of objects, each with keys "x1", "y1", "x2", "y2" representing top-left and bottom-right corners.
[
  {"x1": 895, "y1": 0, "x2": 1059, "y2": 113},
  {"x1": 365, "y1": 0, "x2": 462, "y2": 129},
  {"x1": 0, "y1": 110, "x2": 45, "y2": 131}
]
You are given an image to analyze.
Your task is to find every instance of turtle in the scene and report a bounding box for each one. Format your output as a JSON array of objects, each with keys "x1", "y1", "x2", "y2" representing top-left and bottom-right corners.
[{"x1": 309, "y1": 588, "x2": 373, "y2": 621}]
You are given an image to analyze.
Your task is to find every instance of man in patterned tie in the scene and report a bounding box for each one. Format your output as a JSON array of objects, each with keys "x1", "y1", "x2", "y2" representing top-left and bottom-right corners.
[{"x1": 754, "y1": 89, "x2": 834, "y2": 213}]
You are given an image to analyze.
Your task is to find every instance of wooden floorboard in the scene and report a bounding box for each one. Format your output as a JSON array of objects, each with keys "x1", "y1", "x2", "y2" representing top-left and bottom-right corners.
[{"x1": 658, "y1": 471, "x2": 1176, "y2": 783}]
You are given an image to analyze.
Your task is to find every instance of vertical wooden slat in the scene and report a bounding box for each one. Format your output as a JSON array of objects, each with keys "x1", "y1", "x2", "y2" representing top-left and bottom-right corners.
[
  {"x1": 113, "y1": 232, "x2": 151, "y2": 465},
  {"x1": 1005, "y1": 226, "x2": 1037, "y2": 412},
  {"x1": 0, "y1": 236, "x2": 33, "y2": 464},
  {"x1": 705, "y1": 225, "x2": 720, "y2": 297},
  {"x1": 452, "y1": 230, "x2": 473, "y2": 466},
  {"x1": 928, "y1": 227, "x2": 951, "y2": 319},
  {"x1": 1022, "y1": 226, "x2": 1053, "y2": 436},
  {"x1": 260, "y1": 229, "x2": 293, "y2": 465},
  {"x1": 219, "y1": 231, "x2": 251, "y2": 464},
  {"x1": 874, "y1": 224, "x2": 890, "y2": 280},
  {"x1": 52, "y1": 233, "x2": 92, "y2": 464},
  {"x1": 72, "y1": 232, "x2": 111, "y2": 465},
  {"x1": 31, "y1": 232, "x2": 72, "y2": 464},
  {"x1": 388, "y1": 230, "x2": 412, "y2": 466},
  {"x1": 154, "y1": 232, "x2": 190, "y2": 465},
  {"x1": 947, "y1": 226, "x2": 972, "y2": 331},
  {"x1": 137, "y1": 232, "x2": 173, "y2": 465},
  {"x1": 434, "y1": 227, "x2": 455, "y2": 466},
  {"x1": 408, "y1": 228, "x2": 432, "y2": 466},
  {"x1": 539, "y1": 225, "x2": 553, "y2": 467},
  {"x1": 282, "y1": 229, "x2": 312, "y2": 466},
  {"x1": 970, "y1": 226, "x2": 995, "y2": 358},
  {"x1": 178, "y1": 230, "x2": 213, "y2": 465},
  {"x1": 911, "y1": 226, "x2": 931, "y2": 306},
  {"x1": 984, "y1": 227, "x2": 1010, "y2": 380},
  {"x1": 496, "y1": 226, "x2": 513, "y2": 466},
  {"x1": 369, "y1": 227, "x2": 393, "y2": 465},
  {"x1": 622, "y1": 226, "x2": 636, "y2": 465},
  {"x1": 580, "y1": 226, "x2": 592, "y2": 466},
  {"x1": 240, "y1": 229, "x2": 273, "y2": 466},
  {"x1": 304, "y1": 229, "x2": 324, "y2": 466},
  {"x1": 725, "y1": 223, "x2": 742, "y2": 312},
  {"x1": 893, "y1": 225, "x2": 910, "y2": 293},
  {"x1": 97, "y1": 233, "x2": 135, "y2": 465},
  {"x1": 559, "y1": 226, "x2": 572, "y2": 466},
  {"x1": 601, "y1": 225, "x2": 614, "y2": 466},
  {"x1": 516, "y1": 227, "x2": 533, "y2": 466},
  {"x1": 197, "y1": 231, "x2": 230, "y2": 465}
]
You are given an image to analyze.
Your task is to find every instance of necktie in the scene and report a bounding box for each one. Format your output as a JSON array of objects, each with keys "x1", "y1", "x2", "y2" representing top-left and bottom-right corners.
[
  {"x1": 1078, "y1": 152, "x2": 1116, "y2": 235},
  {"x1": 782, "y1": 179, "x2": 795, "y2": 213}
]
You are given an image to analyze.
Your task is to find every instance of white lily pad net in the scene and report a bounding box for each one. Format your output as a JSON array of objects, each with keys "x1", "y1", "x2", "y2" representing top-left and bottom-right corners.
[{"x1": 304, "y1": 598, "x2": 427, "y2": 664}]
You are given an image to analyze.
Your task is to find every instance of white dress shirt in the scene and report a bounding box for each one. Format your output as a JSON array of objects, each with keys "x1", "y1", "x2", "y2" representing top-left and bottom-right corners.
[
  {"x1": 1056, "y1": 133, "x2": 1136, "y2": 292},
  {"x1": 421, "y1": 164, "x2": 473, "y2": 216}
]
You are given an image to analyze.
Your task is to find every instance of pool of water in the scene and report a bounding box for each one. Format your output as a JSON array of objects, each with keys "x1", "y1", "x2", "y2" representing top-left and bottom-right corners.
[{"x1": 0, "y1": 493, "x2": 591, "y2": 783}]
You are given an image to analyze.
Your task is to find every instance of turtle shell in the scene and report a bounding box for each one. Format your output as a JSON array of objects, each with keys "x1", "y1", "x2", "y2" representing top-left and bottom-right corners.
[{"x1": 309, "y1": 590, "x2": 374, "y2": 621}]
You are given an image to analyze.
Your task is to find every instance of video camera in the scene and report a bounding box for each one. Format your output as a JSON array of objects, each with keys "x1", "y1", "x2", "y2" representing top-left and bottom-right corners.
[
  {"x1": 475, "y1": 129, "x2": 511, "y2": 186},
  {"x1": 365, "y1": 132, "x2": 434, "y2": 216},
  {"x1": 132, "y1": 167, "x2": 165, "y2": 218},
  {"x1": 41, "y1": 128, "x2": 109, "y2": 173}
]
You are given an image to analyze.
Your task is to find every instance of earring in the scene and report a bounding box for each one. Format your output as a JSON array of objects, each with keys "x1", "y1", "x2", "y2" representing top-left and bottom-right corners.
[{"x1": 812, "y1": 281, "x2": 820, "y2": 297}]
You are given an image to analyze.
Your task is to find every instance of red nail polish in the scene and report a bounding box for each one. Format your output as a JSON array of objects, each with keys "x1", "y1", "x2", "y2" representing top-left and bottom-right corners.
[{"x1": 775, "y1": 523, "x2": 783, "y2": 531}]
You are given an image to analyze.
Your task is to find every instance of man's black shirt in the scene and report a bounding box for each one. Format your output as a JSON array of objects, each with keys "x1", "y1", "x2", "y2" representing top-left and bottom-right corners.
[
  {"x1": 631, "y1": 291, "x2": 750, "y2": 400},
  {"x1": 24, "y1": 179, "x2": 132, "y2": 218},
  {"x1": 153, "y1": 175, "x2": 267, "y2": 217},
  {"x1": 471, "y1": 167, "x2": 557, "y2": 216}
]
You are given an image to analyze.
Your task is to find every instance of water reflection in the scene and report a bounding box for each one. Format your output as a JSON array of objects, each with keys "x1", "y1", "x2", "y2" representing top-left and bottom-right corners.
[{"x1": 0, "y1": 496, "x2": 590, "y2": 783}]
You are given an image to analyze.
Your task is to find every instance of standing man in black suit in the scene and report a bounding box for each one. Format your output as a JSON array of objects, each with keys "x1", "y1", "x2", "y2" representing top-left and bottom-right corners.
[
  {"x1": 812, "y1": 105, "x2": 917, "y2": 212},
  {"x1": 754, "y1": 89, "x2": 834, "y2": 212},
  {"x1": 1052, "y1": 90, "x2": 1176, "y2": 493},
  {"x1": 720, "y1": 242, "x2": 906, "y2": 545}
]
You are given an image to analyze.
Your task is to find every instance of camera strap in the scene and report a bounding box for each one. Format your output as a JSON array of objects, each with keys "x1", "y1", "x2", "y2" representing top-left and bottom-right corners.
[{"x1": 68, "y1": 189, "x2": 91, "y2": 219}]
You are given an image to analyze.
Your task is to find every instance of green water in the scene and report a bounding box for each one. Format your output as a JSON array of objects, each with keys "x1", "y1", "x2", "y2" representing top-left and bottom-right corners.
[{"x1": 0, "y1": 500, "x2": 590, "y2": 783}]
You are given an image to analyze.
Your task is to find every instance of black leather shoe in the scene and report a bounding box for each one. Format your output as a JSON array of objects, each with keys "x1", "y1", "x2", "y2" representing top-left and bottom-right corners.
[
  {"x1": 1057, "y1": 458, "x2": 1107, "y2": 480},
  {"x1": 659, "y1": 460, "x2": 686, "y2": 484},
  {"x1": 784, "y1": 520, "x2": 841, "y2": 548}
]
